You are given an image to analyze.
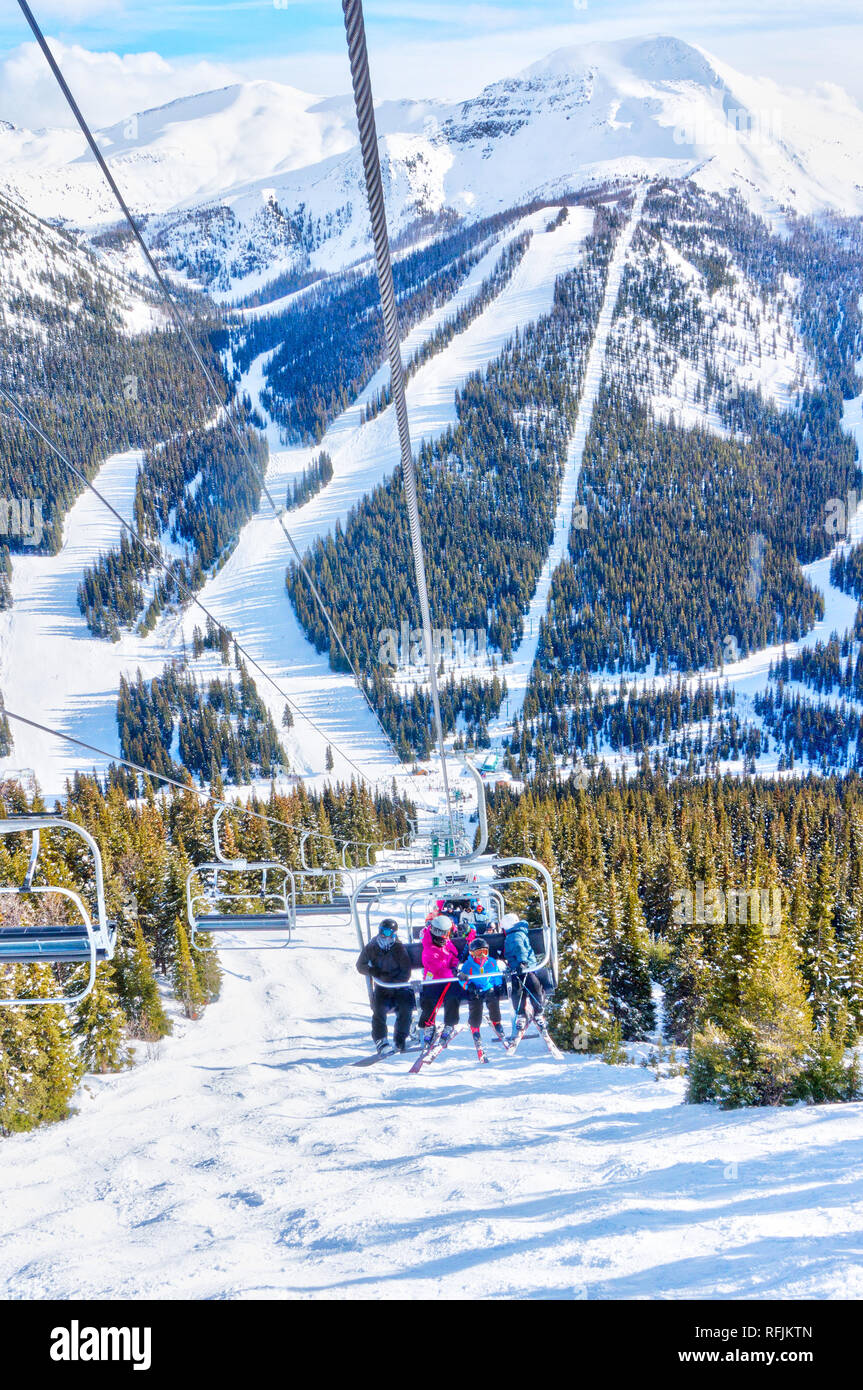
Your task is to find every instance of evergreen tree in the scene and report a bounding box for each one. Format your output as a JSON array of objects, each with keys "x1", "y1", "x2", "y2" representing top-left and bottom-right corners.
[
  {"x1": 602, "y1": 873, "x2": 656, "y2": 1039},
  {"x1": 800, "y1": 839, "x2": 841, "y2": 1028},
  {"x1": 663, "y1": 926, "x2": 711, "y2": 1049},
  {"x1": 549, "y1": 876, "x2": 609, "y2": 1051},
  {"x1": 689, "y1": 931, "x2": 813, "y2": 1107},
  {"x1": 73, "y1": 962, "x2": 131, "y2": 1073},
  {"x1": 172, "y1": 917, "x2": 205, "y2": 1019},
  {"x1": 189, "y1": 932, "x2": 223, "y2": 1003},
  {"x1": 116, "y1": 923, "x2": 172, "y2": 1040},
  {"x1": 11, "y1": 966, "x2": 83, "y2": 1127},
  {"x1": 0, "y1": 971, "x2": 42, "y2": 1135}
]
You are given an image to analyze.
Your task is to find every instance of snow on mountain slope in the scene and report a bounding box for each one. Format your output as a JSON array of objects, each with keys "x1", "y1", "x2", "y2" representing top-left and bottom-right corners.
[
  {"x1": 0, "y1": 188, "x2": 161, "y2": 334},
  {"x1": 171, "y1": 207, "x2": 589, "y2": 784},
  {"x1": 491, "y1": 191, "x2": 645, "y2": 737},
  {"x1": 1, "y1": 899, "x2": 861, "y2": 1300},
  {"x1": 0, "y1": 449, "x2": 162, "y2": 789},
  {"x1": 3, "y1": 35, "x2": 862, "y2": 297},
  {"x1": 0, "y1": 207, "x2": 587, "y2": 796},
  {"x1": 0, "y1": 81, "x2": 358, "y2": 228}
]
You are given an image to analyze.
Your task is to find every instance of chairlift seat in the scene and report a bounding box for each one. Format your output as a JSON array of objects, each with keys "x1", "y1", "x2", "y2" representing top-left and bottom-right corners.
[
  {"x1": 195, "y1": 912, "x2": 294, "y2": 933},
  {"x1": 0, "y1": 924, "x2": 111, "y2": 964},
  {"x1": 0, "y1": 816, "x2": 113, "y2": 1005}
]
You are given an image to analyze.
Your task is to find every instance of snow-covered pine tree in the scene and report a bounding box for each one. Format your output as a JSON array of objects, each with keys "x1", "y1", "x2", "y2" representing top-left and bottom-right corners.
[
  {"x1": 73, "y1": 962, "x2": 131, "y2": 1073},
  {"x1": 549, "y1": 875, "x2": 609, "y2": 1052},
  {"x1": 663, "y1": 925, "x2": 710, "y2": 1049},
  {"x1": 643, "y1": 831, "x2": 686, "y2": 936},
  {"x1": 172, "y1": 917, "x2": 205, "y2": 1019},
  {"x1": 602, "y1": 872, "x2": 656, "y2": 1040},
  {"x1": 689, "y1": 926, "x2": 814, "y2": 1106},
  {"x1": 838, "y1": 882, "x2": 863, "y2": 1036},
  {"x1": 799, "y1": 839, "x2": 841, "y2": 1030}
]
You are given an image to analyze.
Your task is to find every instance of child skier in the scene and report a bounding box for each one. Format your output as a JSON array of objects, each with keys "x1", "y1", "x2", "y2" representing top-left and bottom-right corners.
[{"x1": 458, "y1": 936, "x2": 508, "y2": 1061}]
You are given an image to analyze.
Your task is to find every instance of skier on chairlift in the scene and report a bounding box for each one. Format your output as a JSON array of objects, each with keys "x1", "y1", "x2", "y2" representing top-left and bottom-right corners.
[
  {"x1": 458, "y1": 935, "x2": 509, "y2": 1058},
  {"x1": 501, "y1": 912, "x2": 553, "y2": 1044},
  {"x1": 419, "y1": 914, "x2": 461, "y2": 1042},
  {"x1": 356, "y1": 917, "x2": 414, "y2": 1054}
]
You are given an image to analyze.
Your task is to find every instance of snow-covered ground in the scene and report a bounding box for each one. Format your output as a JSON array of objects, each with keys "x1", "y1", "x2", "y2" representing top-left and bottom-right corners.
[
  {"x1": 0, "y1": 207, "x2": 592, "y2": 796},
  {"x1": 0, "y1": 449, "x2": 165, "y2": 788},
  {"x1": 1, "y1": 903, "x2": 861, "y2": 1300},
  {"x1": 491, "y1": 190, "x2": 646, "y2": 735}
]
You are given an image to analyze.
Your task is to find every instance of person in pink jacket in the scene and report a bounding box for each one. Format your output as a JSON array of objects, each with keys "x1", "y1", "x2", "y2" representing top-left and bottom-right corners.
[{"x1": 419, "y1": 915, "x2": 461, "y2": 1040}]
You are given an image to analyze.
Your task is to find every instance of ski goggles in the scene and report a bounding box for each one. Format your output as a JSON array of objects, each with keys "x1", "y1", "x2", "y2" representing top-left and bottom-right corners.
[{"x1": 470, "y1": 943, "x2": 489, "y2": 956}]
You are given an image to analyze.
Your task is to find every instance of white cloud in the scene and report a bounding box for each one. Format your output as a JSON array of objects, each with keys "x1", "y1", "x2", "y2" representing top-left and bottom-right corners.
[{"x1": 0, "y1": 37, "x2": 240, "y2": 128}]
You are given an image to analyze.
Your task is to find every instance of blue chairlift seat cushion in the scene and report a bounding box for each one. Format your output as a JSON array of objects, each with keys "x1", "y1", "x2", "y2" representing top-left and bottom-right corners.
[{"x1": 0, "y1": 925, "x2": 108, "y2": 963}]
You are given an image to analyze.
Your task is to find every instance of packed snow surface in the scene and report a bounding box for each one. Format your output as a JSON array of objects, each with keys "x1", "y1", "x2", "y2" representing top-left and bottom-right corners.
[{"x1": 0, "y1": 906, "x2": 861, "y2": 1300}]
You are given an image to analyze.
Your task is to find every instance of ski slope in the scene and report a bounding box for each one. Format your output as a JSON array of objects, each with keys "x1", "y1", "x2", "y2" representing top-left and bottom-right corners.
[
  {"x1": 0, "y1": 449, "x2": 169, "y2": 789},
  {"x1": 1, "y1": 907, "x2": 861, "y2": 1300},
  {"x1": 169, "y1": 206, "x2": 593, "y2": 785},
  {"x1": 0, "y1": 207, "x2": 592, "y2": 795},
  {"x1": 493, "y1": 189, "x2": 646, "y2": 734}
]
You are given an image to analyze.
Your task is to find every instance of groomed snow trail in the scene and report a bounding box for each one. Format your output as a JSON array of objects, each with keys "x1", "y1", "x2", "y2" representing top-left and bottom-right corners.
[
  {"x1": 1, "y1": 915, "x2": 861, "y2": 1300},
  {"x1": 0, "y1": 449, "x2": 170, "y2": 789},
  {"x1": 0, "y1": 209, "x2": 592, "y2": 795},
  {"x1": 494, "y1": 189, "x2": 646, "y2": 734},
  {"x1": 181, "y1": 207, "x2": 593, "y2": 784}
]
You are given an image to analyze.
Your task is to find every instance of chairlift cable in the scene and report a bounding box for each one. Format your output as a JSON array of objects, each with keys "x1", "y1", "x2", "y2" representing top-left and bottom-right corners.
[
  {"x1": 0, "y1": 384, "x2": 379, "y2": 791},
  {"x1": 15, "y1": 0, "x2": 404, "y2": 774},
  {"x1": 342, "y1": 0, "x2": 457, "y2": 846},
  {"x1": 0, "y1": 704, "x2": 411, "y2": 854}
]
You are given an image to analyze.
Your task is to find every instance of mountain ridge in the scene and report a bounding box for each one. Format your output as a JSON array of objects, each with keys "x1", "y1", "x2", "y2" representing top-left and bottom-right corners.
[{"x1": 2, "y1": 34, "x2": 863, "y2": 297}]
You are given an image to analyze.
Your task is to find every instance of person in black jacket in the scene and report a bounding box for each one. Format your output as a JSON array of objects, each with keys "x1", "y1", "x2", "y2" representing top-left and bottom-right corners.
[{"x1": 356, "y1": 918, "x2": 414, "y2": 1053}]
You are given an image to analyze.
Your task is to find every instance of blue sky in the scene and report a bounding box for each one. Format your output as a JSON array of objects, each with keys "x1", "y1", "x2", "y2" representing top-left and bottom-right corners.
[{"x1": 1, "y1": 0, "x2": 861, "y2": 127}]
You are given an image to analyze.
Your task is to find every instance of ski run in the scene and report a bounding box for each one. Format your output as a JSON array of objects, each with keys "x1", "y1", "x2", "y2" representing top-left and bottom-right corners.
[{"x1": 1, "y1": 908, "x2": 861, "y2": 1300}]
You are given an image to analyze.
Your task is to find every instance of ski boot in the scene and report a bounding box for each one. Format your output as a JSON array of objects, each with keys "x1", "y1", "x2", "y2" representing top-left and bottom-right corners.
[{"x1": 470, "y1": 1026, "x2": 489, "y2": 1063}]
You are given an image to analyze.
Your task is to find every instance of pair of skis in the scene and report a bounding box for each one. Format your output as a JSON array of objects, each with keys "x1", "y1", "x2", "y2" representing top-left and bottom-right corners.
[
  {"x1": 508, "y1": 1007, "x2": 564, "y2": 1059},
  {"x1": 408, "y1": 1023, "x2": 463, "y2": 1073}
]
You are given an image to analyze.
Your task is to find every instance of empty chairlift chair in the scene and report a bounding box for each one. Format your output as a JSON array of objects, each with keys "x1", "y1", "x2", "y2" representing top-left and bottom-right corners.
[
  {"x1": 0, "y1": 815, "x2": 115, "y2": 1006},
  {"x1": 185, "y1": 807, "x2": 296, "y2": 951},
  {"x1": 293, "y1": 829, "x2": 400, "y2": 921}
]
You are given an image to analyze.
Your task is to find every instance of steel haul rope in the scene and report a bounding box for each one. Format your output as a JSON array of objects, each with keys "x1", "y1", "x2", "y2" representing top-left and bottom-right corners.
[{"x1": 342, "y1": 0, "x2": 457, "y2": 846}]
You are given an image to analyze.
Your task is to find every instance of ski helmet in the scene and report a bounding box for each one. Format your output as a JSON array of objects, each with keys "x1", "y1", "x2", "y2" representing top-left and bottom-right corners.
[
  {"x1": 378, "y1": 918, "x2": 398, "y2": 936},
  {"x1": 429, "y1": 914, "x2": 453, "y2": 940},
  {"x1": 501, "y1": 912, "x2": 522, "y2": 933},
  {"x1": 469, "y1": 937, "x2": 489, "y2": 955}
]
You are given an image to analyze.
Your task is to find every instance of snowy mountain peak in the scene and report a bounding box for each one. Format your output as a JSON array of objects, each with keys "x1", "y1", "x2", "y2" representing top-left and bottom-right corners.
[
  {"x1": 3, "y1": 34, "x2": 863, "y2": 298},
  {"x1": 520, "y1": 34, "x2": 724, "y2": 90}
]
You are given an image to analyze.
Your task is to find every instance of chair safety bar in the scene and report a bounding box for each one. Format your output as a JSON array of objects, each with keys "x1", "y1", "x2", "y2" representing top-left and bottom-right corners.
[
  {"x1": 0, "y1": 815, "x2": 113, "y2": 1006},
  {"x1": 186, "y1": 860, "x2": 296, "y2": 951}
]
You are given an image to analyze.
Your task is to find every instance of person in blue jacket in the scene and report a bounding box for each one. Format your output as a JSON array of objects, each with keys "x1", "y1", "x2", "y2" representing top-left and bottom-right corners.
[
  {"x1": 458, "y1": 936, "x2": 508, "y2": 1051},
  {"x1": 501, "y1": 912, "x2": 547, "y2": 1027}
]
